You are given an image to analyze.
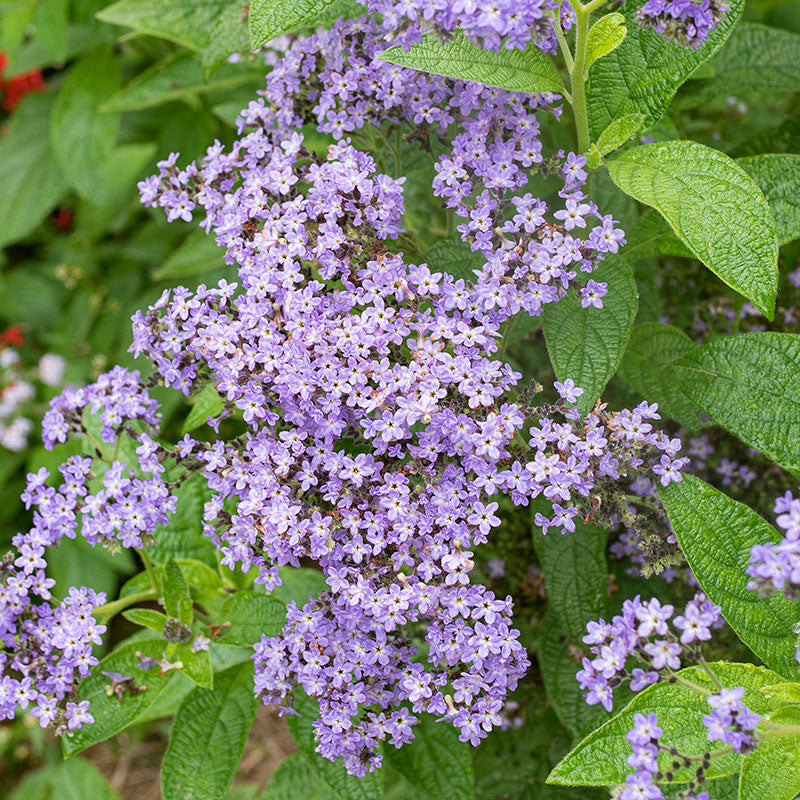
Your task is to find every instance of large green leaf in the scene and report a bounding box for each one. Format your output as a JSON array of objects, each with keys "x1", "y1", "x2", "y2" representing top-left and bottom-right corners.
[
  {"x1": 607, "y1": 141, "x2": 779, "y2": 318},
  {"x1": 739, "y1": 734, "x2": 800, "y2": 800},
  {"x1": 541, "y1": 254, "x2": 638, "y2": 416},
  {"x1": 97, "y1": 0, "x2": 235, "y2": 50},
  {"x1": 423, "y1": 234, "x2": 486, "y2": 283},
  {"x1": 102, "y1": 51, "x2": 264, "y2": 112},
  {"x1": 260, "y1": 754, "x2": 335, "y2": 799},
  {"x1": 739, "y1": 154, "x2": 800, "y2": 245},
  {"x1": 622, "y1": 208, "x2": 694, "y2": 259},
  {"x1": 64, "y1": 638, "x2": 178, "y2": 756},
  {"x1": 383, "y1": 715, "x2": 473, "y2": 799},
  {"x1": 249, "y1": 0, "x2": 346, "y2": 48},
  {"x1": 708, "y1": 22, "x2": 800, "y2": 94},
  {"x1": 618, "y1": 322, "x2": 706, "y2": 429},
  {"x1": 217, "y1": 590, "x2": 287, "y2": 646},
  {"x1": 587, "y1": 0, "x2": 743, "y2": 140},
  {"x1": 547, "y1": 662, "x2": 784, "y2": 786},
  {"x1": 660, "y1": 475, "x2": 800, "y2": 679},
  {"x1": 0, "y1": 92, "x2": 66, "y2": 249},
  {"x1": 676, "y1": 332, "x2": 800, "y2": 476},
  {"x1": 286, "y1": 691, "x2": 383, "y2": 800},
  {"x1": 10, "y1": 758, "x2": 122, "y2": 800},
  {"x1": 378, "y1": 32, "x2": 564, "y2": 94},
  {"x1": 50, "y1": 47, "x2": 121, "y2": 205},
  {"x1": 531, "y1": 499, "x2": 609, "y2": 642},
  {"x1": 161, "y1": 662, "x2": 258, "y2": 800}
]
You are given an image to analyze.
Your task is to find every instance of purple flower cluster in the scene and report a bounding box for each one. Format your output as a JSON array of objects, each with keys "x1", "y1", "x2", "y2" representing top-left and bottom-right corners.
[
  {"x1": 364, "y1": 0, "x2": 558, "y2": 52},
  {"x1": 702, "y1": 687, "x2": 759, "y2": 753},
  {"x1": 577, "y1": 592, "x2": 721, "y2": 712},
  {"x1": 748, "y1": 490, "x2": 800, "y2": 599},
  {"x1": 622, "y1": 712, "x2": 712, "y2": 800},
  {"x1": 635, "y1": 0, "x2": 728, "y2": 49}
]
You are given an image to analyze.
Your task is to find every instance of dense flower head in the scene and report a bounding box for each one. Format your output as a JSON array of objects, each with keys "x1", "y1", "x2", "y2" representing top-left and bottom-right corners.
[
  {"x1": 577, "y1": 592, "x2": 722, "y2": 712},
  {"x1": 634, "y1": 0, "x2": 728, "y2": 49},
  {"x1": 364, "y1": 0, "x2": 559, "y2": 52}
]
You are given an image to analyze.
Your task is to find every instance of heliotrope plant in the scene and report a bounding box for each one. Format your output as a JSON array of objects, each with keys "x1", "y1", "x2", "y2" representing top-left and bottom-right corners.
[{"x1": 3, "y1": 0, "x2": 800, "y2": 797}]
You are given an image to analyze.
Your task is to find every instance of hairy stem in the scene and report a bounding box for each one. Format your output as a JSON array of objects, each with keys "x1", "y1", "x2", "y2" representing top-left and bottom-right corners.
[{"x1": 93, "y1": 589, "x2": 158, "y2": 624}]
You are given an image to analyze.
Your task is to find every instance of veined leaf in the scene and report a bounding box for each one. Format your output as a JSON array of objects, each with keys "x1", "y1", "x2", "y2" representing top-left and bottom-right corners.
[
  {"x1": 161, "y1": 662, "x2": 258, "y2": 800},
  {"x1": 607, "y1": 140, "x2": 778, "y2": 317},
  {"x1": 542, "y1": 254, "x2": 638, "y2": 416},
  {"x1": 660, "y1": 475, "x2": 800, "y2": 678},
  {"x1": 164, "y1": 558, "x2": 193, "y2": 624},
  {"x1": 676, "y1": 332, "x2": 800, "y2": 476},
  {"x1": 618, "y1": 322, "x2": 706, "y2": 429},
  {"x1": 739, "y1": 734, "x2": 800, "y2": 800},
  {"x1": 217, "y1": 590, "x2": 287, "y2": 647},
  {"x1": 260, "y1": 754, "x2": 335, "y2": 799},
  {"x1": 250, "y1": 0, "x2": 349, "y2": 47},
  {"x1": 378, "y1": 32, "x2": 564, "y2": 94},
  {"x1": 587, "y1": 0, "x2": 743, "y2": 140},
  {"x1": 547, "y1": 662, "x2": 784, "y2": 786},
  {"x1": 586, "y1": 13, "x2": 626, "y2": 69},
  {"x1": 182, "y1": 382, "x2": 225, "y2": 434},
  {"x1": 423, "y1": 234, "x2": 485, "y2": 283},
  {"x1": 739, "y1": 153, "x2": 800, "y2": 245}
]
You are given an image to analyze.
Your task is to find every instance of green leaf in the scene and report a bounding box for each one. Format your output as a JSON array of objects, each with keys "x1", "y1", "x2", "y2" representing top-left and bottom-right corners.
[
  {"x1": 123, "y1": 607, "x2": 168, "y2": 634},
  {"x1": 378, "y1": 31, "x2": 564, "y2": 94},
  {"x1": 201, "y1": 2, "x2": 251, "y2": 78},
  {"x1": 761, "y1": 683, "x2": 800, "y2": 704},
  {"x1": 586, "y1": 13, "x2": 626, "y2": 69},
  {"x1": 97, "y1": 0, "x2": 235, "y2": 50},
  {"x1": 622, "y1": 208, "x2": 694, "y2": 260},
  {"x1": 102, "y1": 51, "x2": 264, "y2": 112},
  {"x1": 218, "y1": 590, "x2": 287, "y2": 646},
  {"x1": 607, "y1": 140, "x2": 779, "y2": 318},
  {"x1": 249, "y1": 0, "x2": 345, "y2": 48},
  {"x1": 161, "y1": 662, "x2": 258, "y2": 800},
  {"x1": 10, "y1": 758, "x2": 122, "y2": 800},
  {"x1": 660, "y1": 475, "x2": 800, "y2": 679},
  {"x1": 260, "y1": 754, "x2": 335, "y2": 799},
  {"x1": 173, "y1": 640, "x2": 214, "y2": 688},
  {"x1": 183, "y1": 382, "x2": 225, "y2": 434},
  {"x1": 618, "y1": 322, "x2": 706, "y2": 429},
  {"x1": 383, "y1": 715, "x2": 474, "y2": 799},
  {"x1": 531, "y1": 499, "x2": 608, "y2": 642},
  {"x1": 64, "y1": 638, "x2": 177, "y2": 756},
  {"x1": 538, "y1": 609, "x2": 607, "y2": 735},
  {"x1": 708, "y1": 22, "x2": 800, "y2": 94},
  {"x1": 423, "y1": 234, "x2": 486, "y2": 283},
  {"x1": 587, "y1": 0, "x2": 743, "y2": 140},
  {"x1": 739, "y1": 154, "x2": 800, "y2": 245},
  {"x1": 0, "y1": 91, "x2": 66, "y2": 249},
  {"x1": 596, "y1": 112, "x2": 645, "y2": 156},
  {"x1": 149, "y1": 473, "x2": 218, "y2": 567},
  {"x1": 154, "y1": 230, "x2": 227, "y2": 280},
  {"x1": 541, "y1": 254, "x2": 638, "y2": 416},
  {"x1": 273, "y1": 566, "x2": 328, "y2": 607},
  {"x1": 676, "y1": 332, "x2": 800, "y2": 476},
  {"x1": 50, "y1": 47, "x2": 121, "y2": 205},
  {"x1": 286, "y1": 691, "x2": 383, "y2": 800},
  {"x1": 164, "y1": 557, "x2": 194, "y2": 624},
  {"x1": 739, "y1": 734, "x2": 800, "y2": 800},
  {"x1": 547, "y1": 662, "x2": 784, "y2": 785}
]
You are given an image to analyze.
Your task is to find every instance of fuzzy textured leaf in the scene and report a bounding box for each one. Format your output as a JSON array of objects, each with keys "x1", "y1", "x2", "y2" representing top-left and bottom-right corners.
[
  {"x1": 182, "y1": 382, "x2": 225, "y2": 434},
  {"x1": 587, "y1": 0, "x2": 743, "y2": 139},
  {"x1": 586, "y1": 13, "x2": 626, "y2": 68},
  {"x1": 260, "y1": 754, "x2": 335, "y2": 799},
  {"x1": 423, "y1": 234, "x2": 486, "y2": 283},
  {"x1": 660, "y1": 475, "x2": 800, "y2": 678},
  {"x1": 739, "y1": 153, "x2": 800, "y2": 245},
  {"x1": 378, "y1": 32, "x2": 564, "y2": 94},
  {"x1": 217, "y1": 590, "x2": 287, "y2": 646},
  {"x1": 547, "y1": 662, "x2": 783, "y2": 785},
  {"x1": 250, "y1": 0, "x2": 344, "y2": 47},
  {"x1": 542, "y1": 254, "x2": 638, "y2": 415},
  {"x1": 608, "y1": 141, "x2": 778, "y2": 317},
  {"x1": 677, "y1": 332, "x2": 800, "y2": 476},
  {"x1": 739, "y1": 734, "x2": 800, "y2": 800},
  {"x1": 618, "y1": 322, "x2": 706, "y2": 429},
  {"x1": 161, "y1": 662, "x2": 258, "y2": 800}
]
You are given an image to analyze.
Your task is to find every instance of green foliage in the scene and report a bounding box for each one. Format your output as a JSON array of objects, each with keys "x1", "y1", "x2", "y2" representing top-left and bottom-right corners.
[
  {"x1": 739, "y1": 735, "x2": 800, "y2": 800},
  {"x1": 260, "y1": 754, "x2": 336, "y2": 799},
  {"x1": 608, "y1": 140, "x2": 779, "y2": 317},
  {"x1": 379, "y1": 32, "x2": 564, "y2": 94},
  {"x1": 542, "y1": 254, "x2": 637, "y2": 415},
  {"x1": 182, "y1": 382, "x2": 225, "y2": 434},
  {"x1": 217, "y1": 590, "x2": 287, "y2": 646},
  {"x1": 661, "y1": 475, "x2": 800, "y2": 678},
  {"x1": 677, "y1": 333, "x2": 800, "y2": 476},
  {"x1": 548, "y1": 662, "x2": 785, "y2": 786},
  {"x1": 161, "y1": 663, "x2": 258, "y2": 800},
  {"x1": 739, "y1": 153, "x2": 800, "y2": 245},
  {"x1": 249, "y1": 0, "x2": 349, "y2": 47},
  {"x1": 586, "y1": 13, "x2": 627, "y2": 69},
  {"x1": 9, "y1": 757, "x2": 121, "y2": 800}
]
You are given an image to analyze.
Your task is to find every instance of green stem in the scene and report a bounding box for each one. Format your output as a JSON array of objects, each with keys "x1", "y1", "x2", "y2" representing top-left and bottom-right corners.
[
  {"x1": 138, "y1": 547, "x2": 161, "y2": 595},
  {"x1": 569, "y1": 1, "x2": 592, "y2": 153},
  {"x1": 666, "y1": 669, "x2": 713, "y2": 697},
  {"x1": 760, "y1": 724, "x2": 800, "y2": 739},
  {"x1": 93, "y1": 589, "x2": 157, "y2": 624},
  {"x1": 698, "y1": 654, "x2": 724, "y2": 691}
]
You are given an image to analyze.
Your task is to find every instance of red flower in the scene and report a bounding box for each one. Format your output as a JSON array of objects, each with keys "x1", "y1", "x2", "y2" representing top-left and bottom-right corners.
[{"x1": 0, "y1": 49, "x2": 46, "y2": 112}]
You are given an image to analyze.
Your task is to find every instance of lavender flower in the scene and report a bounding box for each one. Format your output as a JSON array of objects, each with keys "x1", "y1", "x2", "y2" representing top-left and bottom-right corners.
[{"x1": 635, "y1": 0, "x2": 728, "y2": 50}]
